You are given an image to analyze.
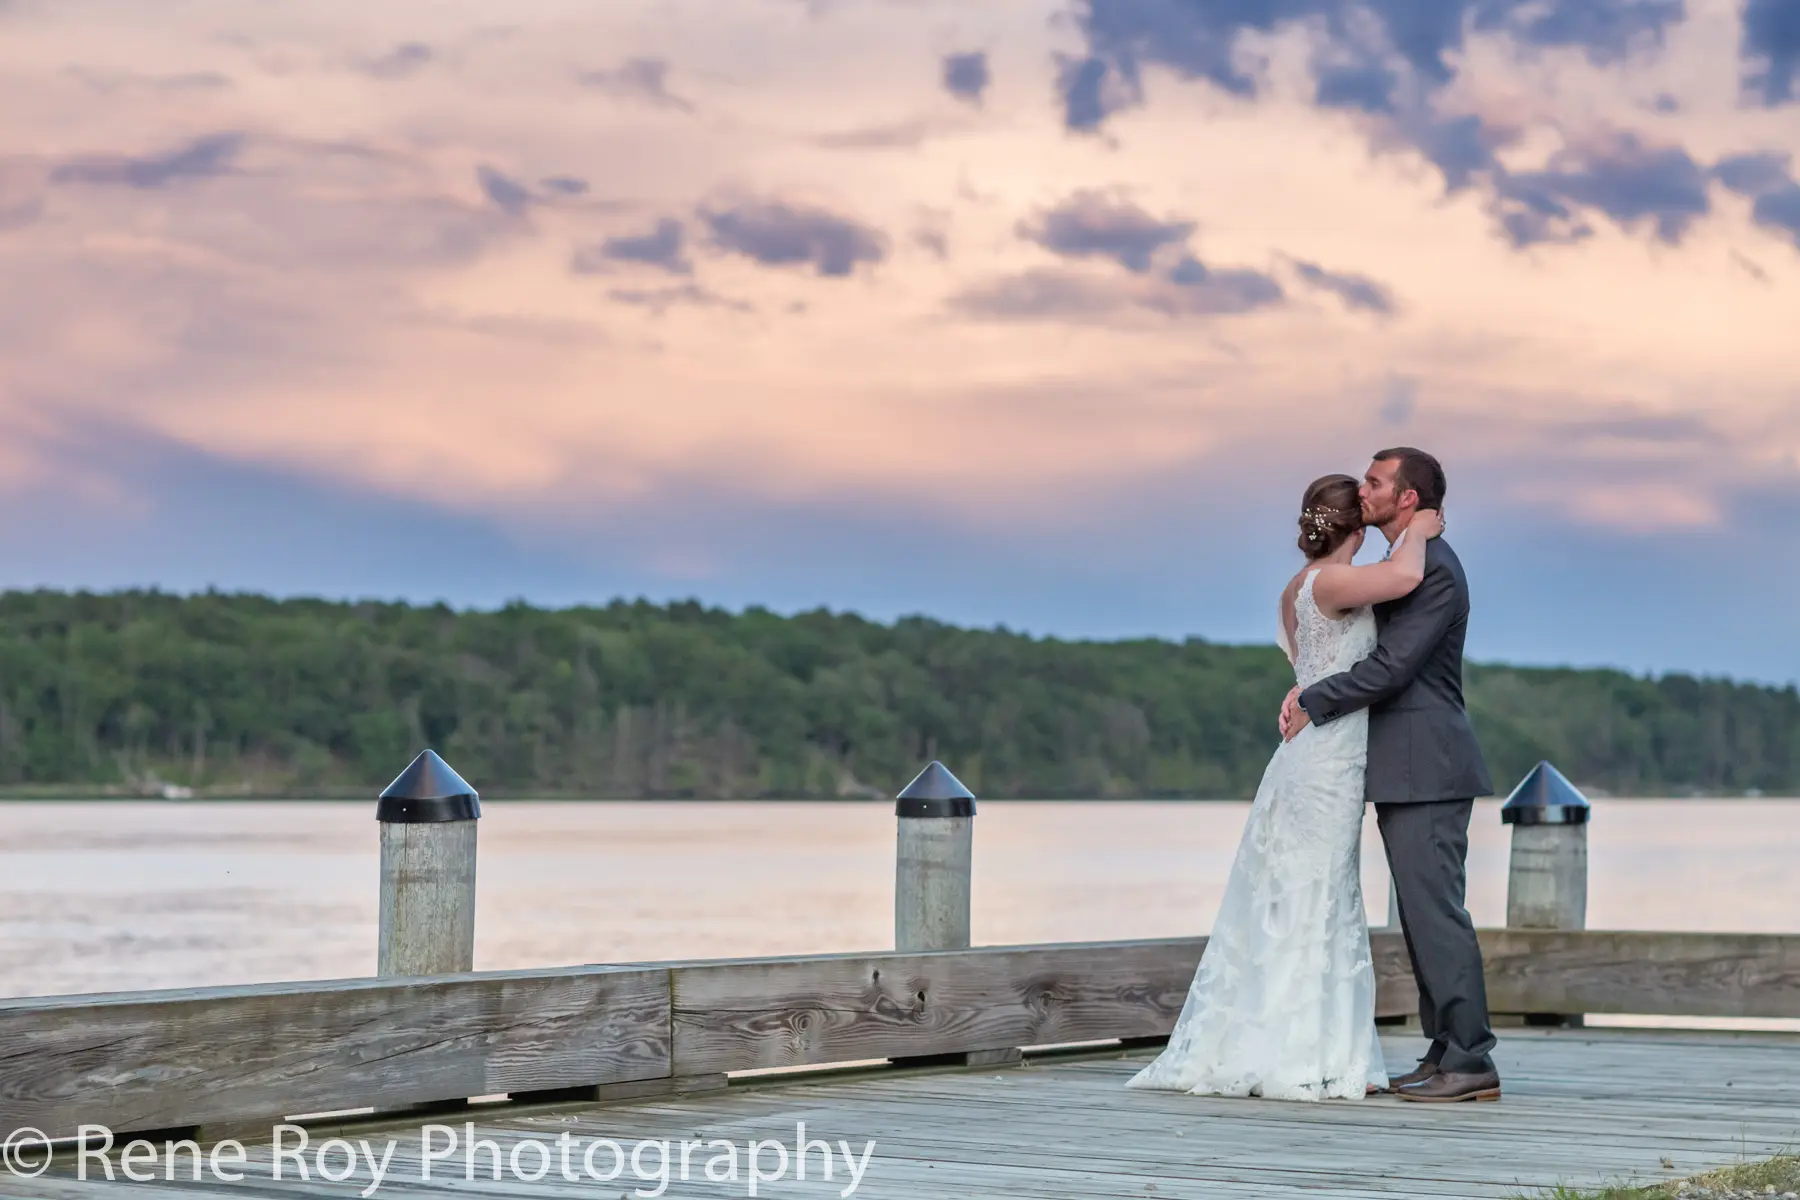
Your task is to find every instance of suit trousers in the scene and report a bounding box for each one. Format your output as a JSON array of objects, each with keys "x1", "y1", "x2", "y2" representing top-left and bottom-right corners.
[{"x1": 1375, "y1": 798, "x2": 1498, "y2": 1075}]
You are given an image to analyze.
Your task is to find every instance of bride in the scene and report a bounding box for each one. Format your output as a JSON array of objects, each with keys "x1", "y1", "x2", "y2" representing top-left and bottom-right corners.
[{"x1": 1126, "y1": 472, "x2": 1440, "y2": 1101}]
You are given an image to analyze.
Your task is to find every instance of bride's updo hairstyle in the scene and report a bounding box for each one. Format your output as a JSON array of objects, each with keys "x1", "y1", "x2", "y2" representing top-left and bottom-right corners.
[{"x1": 1298, "y1": 473, "x2": 1364, "y2": 559}]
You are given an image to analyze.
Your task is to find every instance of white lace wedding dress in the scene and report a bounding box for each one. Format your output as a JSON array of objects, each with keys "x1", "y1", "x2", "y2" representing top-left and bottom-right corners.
[{"x1": 1126, "y1": 568, "x2": 1388, "y2": 1100}]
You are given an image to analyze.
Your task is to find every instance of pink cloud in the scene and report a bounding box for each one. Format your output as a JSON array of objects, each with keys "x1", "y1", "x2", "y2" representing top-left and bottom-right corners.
[{"x1": 0, "y1": 0, "x2": 1793, "y2": 553}]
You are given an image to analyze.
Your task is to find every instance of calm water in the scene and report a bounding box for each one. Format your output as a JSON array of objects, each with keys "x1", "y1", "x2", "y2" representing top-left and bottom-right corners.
[{"x1": 1, "y1": 799, "x2": 1795, "y2": 1028}]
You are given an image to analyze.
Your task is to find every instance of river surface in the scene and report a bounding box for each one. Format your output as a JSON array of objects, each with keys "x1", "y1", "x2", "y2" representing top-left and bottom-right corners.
[{"x1": 1, "y1": 798, "x2": 1794, "y2": 1028}]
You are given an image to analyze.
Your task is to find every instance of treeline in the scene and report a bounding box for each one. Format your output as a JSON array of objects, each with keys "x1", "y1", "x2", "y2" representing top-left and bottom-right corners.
[{"x1": 0, "y1": 589, "x2": 1794, "y2": 799}]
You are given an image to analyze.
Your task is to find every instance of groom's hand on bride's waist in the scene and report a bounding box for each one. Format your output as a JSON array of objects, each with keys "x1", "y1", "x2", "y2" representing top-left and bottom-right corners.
[{"x1": 1279, "y1": 686, "x2": 1310, "y2": 740}]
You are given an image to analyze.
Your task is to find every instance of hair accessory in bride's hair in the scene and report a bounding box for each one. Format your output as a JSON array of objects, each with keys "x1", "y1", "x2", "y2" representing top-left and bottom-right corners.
[{"x1": 1301, "y1": 506, "x2": 1334, "y2": 532}]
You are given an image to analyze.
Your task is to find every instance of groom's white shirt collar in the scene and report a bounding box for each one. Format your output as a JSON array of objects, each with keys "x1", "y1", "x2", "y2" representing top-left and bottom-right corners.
[{"x1": 1383, "y1": 527, "x2": 1406, "y2": 562}]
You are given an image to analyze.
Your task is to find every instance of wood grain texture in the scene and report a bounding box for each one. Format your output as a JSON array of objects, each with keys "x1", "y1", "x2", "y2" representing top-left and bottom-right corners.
[
  {"x1": 1371, "y1": 930, "x2": 1419, "y2": 1017},
  {"x1": 671, "y1": 939, "x2": 1212, "y2": 1074},
  {"x1": 673, "y1": 934, "x2": 1421, "y2": 1075},
  {"x1": 0, "y1": 966, "x2": 670, "y2": 1140},
  {"x1": 1505, "y1": 823, "x2": 1588, "y2": 931},
  {"x1": 3, "y1": 929, "x2": 1797, "y2": 1146},
  {"x1": 27, "y1": 1028, "x2": 1800, "y2": 1199},
  {"x1": 1479, "y1": 929, "x2": 1800, "y2": 1018},
  {"x1": 378, "y1": 820, "x2": 478, "y2": 977},
  {"x1": 894, "y1": 816, "x2": 972, "y2": 952}
]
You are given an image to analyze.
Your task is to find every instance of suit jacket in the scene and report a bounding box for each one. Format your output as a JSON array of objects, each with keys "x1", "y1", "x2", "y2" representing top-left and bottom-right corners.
[{"x1": 1297, "y1": 536, "x2": 1494, "y2": 804}]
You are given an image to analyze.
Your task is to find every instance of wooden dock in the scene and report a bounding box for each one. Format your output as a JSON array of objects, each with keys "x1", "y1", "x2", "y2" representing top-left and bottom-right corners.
[
  {"x1": 3, "y1": 760, "x2": 1797, "y2": 1197},
  {"x1": 3, "y1": 931, "x2": 1800, "y2": 1199},
  {"x1": 8, "y1": 1022, "x2": 1800, "y2": 1198}
]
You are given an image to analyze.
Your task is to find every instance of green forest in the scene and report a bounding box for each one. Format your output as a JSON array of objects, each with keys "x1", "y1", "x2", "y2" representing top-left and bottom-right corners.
[{"x1": 0, "y1": 589, "x2": 1794, "y2": 799}]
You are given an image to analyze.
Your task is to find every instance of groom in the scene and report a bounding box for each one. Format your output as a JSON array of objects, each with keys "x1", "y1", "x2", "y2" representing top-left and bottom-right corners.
[{"x1": 1278, "y1": 447, "x2": 1501, "y2": 1103}]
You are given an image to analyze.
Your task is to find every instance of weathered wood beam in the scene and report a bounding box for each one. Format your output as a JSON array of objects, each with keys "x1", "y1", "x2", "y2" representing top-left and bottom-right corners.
[
  {"x1": 0, "y1": 966, "x2": 669, "y2": 1140},
  {"x1": 3, "y1": 930, "x2": 1798, "y2": 1143},
  {"x1": 1479, "y1": 930, "x2": 1800, "y2": 1019},
  {"x1": 669, "y1": 939, "x2": 1203, "y2": 1075}
]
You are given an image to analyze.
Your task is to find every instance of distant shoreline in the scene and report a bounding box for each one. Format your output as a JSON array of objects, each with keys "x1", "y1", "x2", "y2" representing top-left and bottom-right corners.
[{"x1": 8, "y1": 591, "x2": 1795, "y2": 805}]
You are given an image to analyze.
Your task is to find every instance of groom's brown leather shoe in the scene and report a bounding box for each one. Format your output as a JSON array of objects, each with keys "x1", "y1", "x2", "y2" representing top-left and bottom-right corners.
[
  {"x1": 1380, "y1": 1060, "x2": 1439, "y2": 1093},
  {"x1": 1395, "y1": 1069, "x2": 1500, "y2": 1103}
]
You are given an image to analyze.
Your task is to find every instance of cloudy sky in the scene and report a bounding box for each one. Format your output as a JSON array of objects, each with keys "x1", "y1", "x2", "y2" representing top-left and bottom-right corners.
[{"x1": 1, "y1": 0, "x2": 1797, "y2": 683}]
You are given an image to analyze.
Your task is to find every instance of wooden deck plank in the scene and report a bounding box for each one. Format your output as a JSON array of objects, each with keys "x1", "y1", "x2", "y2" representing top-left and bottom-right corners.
[
  {"x1": 13, "y1": 1028, "x2": 1800, "y2": 1199},
  {"x1": 552, "y1": 1085, "x2": 1781, "y2": 1186}
]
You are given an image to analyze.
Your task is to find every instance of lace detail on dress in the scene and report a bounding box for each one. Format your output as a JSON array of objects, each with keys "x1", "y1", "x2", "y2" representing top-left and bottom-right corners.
[
  {"x1": 1291, "y1": 570, "x2": 1372, "y2": 688},
  {"x1": 1125, "y1": 569, "x2": 1388, "y2": 1101}
]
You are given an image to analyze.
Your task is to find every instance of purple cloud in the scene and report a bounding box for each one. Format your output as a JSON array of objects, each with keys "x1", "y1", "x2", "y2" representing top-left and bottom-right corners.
[
  {"x1": 1053, "y1": 1, "x2": 1721, "y2": 253},
  {"x1": 1294, "y1": 260, "x2": 1396, "y2": 313},
  {"x1": 1019, "y1": 190, "x2": 1195, "y2": 273},
  {"x1": 942, "y1": 51, "x2": 990, "y2": 104},
  {"x1": 476, "y1": 165, "x2": 532, "y2": 215},
  {"x1": 1715, "y1": 152, "x2": 1800, "y2": 249},
  {"x1": 1493, "y1": 133, "x2": 1710, "y2": 248},
  {"x1": 51, "y1": 131, "x2": 243, "y2": 189},
  {"x1": 699, "y1": 199, "x2": 887, "y2": 277},
  {"x1": 1742, "y1": 0, "x2": 1799, "y2": 106},
  {"x1": 575, "y1": 217, "x2": 691, "y2": 275}
]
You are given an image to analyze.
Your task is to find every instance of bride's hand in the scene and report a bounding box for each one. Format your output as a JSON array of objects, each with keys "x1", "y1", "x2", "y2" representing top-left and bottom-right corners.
[{"x1": 1412, "y1": 509, "x2": 1444, "y2": 540}]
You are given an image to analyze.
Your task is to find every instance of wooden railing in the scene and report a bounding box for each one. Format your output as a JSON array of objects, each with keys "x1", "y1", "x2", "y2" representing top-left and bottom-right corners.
[
  {"x1": 5, "y1": 929, "x2": 1800, "y2": 1141},
  {"x1": 2, "y1": 755, "x2": 1794, "y2": 1143}
]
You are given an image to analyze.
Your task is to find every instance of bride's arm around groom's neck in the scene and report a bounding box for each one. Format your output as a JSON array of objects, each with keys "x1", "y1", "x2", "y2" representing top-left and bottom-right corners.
[{"x1": 1299, "y1": 541, "x2": 1458, "y2": 725}]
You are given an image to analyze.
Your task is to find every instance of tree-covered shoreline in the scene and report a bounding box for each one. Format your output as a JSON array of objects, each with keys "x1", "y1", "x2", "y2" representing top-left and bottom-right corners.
[{"x1": 1, "y1": 589, "x2": 1794, "y2": 800}]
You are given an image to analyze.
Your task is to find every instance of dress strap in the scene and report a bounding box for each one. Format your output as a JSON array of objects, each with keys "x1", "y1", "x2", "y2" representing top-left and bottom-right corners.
[{"x1": 1297, "y1": 567, "x2": 1322, "y2": 608}]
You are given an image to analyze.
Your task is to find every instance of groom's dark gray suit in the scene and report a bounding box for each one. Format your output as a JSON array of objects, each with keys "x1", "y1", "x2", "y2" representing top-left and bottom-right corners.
[{"x1": 1297, "y1": 532, "x2": 1498, "y2": 1076}]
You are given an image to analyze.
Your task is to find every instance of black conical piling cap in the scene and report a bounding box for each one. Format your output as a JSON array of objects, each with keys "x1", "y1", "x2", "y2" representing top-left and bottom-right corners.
[
  {"x1": 377, "y1": 749, "x2": 481, "y2": 823},
  {"x1": 896, "y1": 760, "x2": 975, "y2": 819},
  {"x1": 1500, "y1": 760, "x2": 1591, "y2": 826}
]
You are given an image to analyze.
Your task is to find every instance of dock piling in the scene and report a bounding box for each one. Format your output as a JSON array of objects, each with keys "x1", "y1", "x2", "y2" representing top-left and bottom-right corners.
[
  {"x1": 894, "y1": 760, "x2": 975, "y2": 953},
  {"x1": 891, "y1": 760, "x2": 1015, "y2": 1067},
  {"x1": 376, "y1": 749, "x2": 480, "y2": 977},
  {"x1": 1501, "y1": 759, "x2": 1591, "y2": 1026}
]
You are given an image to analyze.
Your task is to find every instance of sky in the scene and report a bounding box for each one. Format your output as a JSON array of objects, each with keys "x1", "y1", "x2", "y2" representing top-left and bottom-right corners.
[{"x1": 1, "y1": 0, "x2": 1797, "y2": 684}]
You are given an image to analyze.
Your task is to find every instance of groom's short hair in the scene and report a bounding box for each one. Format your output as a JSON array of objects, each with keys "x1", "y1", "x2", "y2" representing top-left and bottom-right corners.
[{"x1": 1373, "y1": 446, "x2": 1446, "y2": 509}]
